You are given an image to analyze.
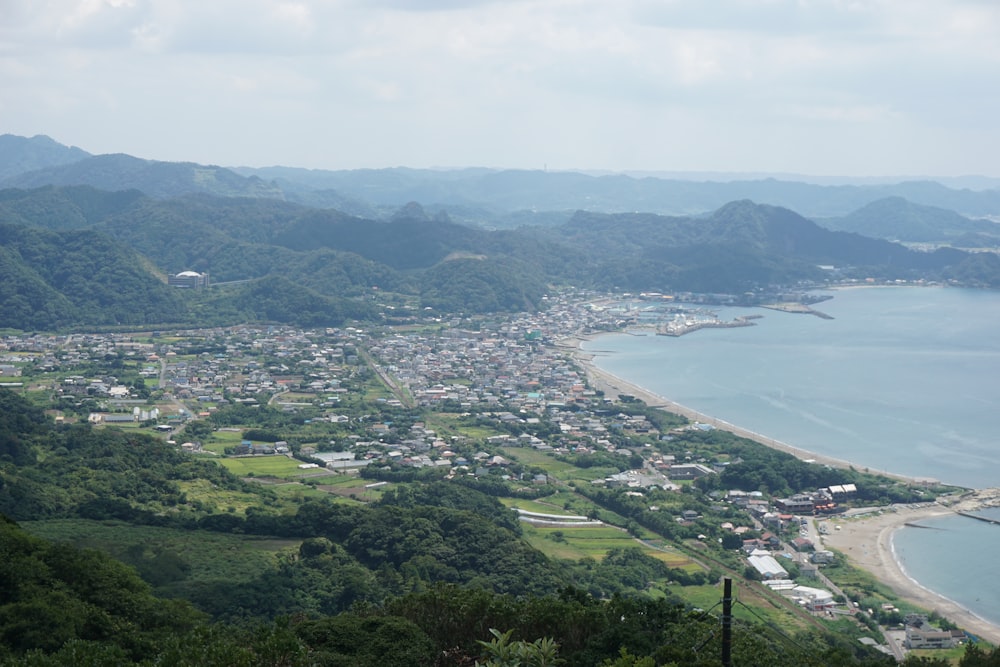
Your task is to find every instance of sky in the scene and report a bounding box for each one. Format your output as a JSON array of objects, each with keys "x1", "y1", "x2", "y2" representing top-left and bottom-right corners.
[{"x1": 1, "y1": 0, "x2": 999, "y2": 177}]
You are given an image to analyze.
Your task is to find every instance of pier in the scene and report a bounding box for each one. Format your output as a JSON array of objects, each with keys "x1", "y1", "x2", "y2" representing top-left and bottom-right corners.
[{"x1": 956, "y1": 511, "x2": 1000, "y2": 526}]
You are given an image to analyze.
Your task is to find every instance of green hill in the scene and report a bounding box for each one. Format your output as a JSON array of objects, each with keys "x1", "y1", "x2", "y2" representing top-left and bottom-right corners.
[
  {"x1": 0, "y1": 223, "x2": 187, "y2": 329},
  {"x1": 4, "y1": 181, "x2": 1000, "y2": 330},
  {"x1": 816, "y1": 196, "x2": 1000, "y2": 243},
  {"x1": 2, "y1": 153, "x2": 284, "y2": 200},
  {"x1": 0, "y1": 134, "x2": 91, "y2": 181}
]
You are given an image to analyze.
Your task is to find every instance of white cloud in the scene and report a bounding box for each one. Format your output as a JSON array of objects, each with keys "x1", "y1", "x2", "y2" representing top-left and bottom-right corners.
[{"x1": 0, "y1": 0, "x2": 997, "y2": 176}]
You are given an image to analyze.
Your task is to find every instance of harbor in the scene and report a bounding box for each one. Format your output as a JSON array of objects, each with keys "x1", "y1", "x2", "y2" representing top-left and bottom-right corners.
[{"x1": 656, "y1": 314, "x2": 761, "y2": 336}]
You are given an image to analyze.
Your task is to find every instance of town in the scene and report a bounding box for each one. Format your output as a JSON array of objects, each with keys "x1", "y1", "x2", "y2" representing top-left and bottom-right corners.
[{"x1": 0, "y1": 290, "x2": 977, "y2": 660}]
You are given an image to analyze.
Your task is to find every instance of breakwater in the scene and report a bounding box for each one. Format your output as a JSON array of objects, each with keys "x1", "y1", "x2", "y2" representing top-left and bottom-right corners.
[
  {"x1": 957, "y1": 511, "x2": 1000, "y2": 526},
  {"x1": 760, "y1": 302, "x2": 834, "y2": 319}
]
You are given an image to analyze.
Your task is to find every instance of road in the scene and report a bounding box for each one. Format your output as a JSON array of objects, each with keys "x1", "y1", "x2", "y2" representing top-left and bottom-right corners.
[{"x1": 158, "y1": 357, "x2": 191, "y2": 437}]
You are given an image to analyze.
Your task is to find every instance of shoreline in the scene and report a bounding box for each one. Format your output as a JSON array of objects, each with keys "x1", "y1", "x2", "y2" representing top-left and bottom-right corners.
[
  {"x1": 822, "y1": 505, "x2": 1000, "y2": 645},
  {"x1": 563, "y1": 333, "x2": 1000, "y2": 645},
  {"x1": 564, "y1": 334, "x2": 932, "y2": 484}
]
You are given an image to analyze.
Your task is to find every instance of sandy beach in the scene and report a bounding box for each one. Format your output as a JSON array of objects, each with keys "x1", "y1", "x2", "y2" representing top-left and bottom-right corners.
[
  {"x1": 822, "y1": 503, "x2": 1000, "y2": 645},
  {"x1": 563, "y1": 334, "x2": 1000, "y2": 644}
]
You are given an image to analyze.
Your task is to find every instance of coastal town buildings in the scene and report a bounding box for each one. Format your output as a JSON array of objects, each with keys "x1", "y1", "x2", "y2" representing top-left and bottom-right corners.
[{"x1": 1, "y1": 292, "x2": 977, "y2": 654}]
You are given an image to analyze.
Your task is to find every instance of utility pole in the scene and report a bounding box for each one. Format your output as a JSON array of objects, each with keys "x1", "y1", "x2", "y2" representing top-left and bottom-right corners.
[{"x1": 722, "y1": 577, "x2": 733, "y2": 667}]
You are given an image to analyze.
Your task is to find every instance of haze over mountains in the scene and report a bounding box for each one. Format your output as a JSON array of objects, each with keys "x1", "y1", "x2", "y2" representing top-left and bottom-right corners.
[{"x1": 2, "y1": 133, "x2": 1000, "y2": 331}]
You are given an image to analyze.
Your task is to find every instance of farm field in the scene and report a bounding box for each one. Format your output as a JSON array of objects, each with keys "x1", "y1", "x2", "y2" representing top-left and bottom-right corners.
[
  {"x1": 200, "y1": 428, "x2": 245, "y2": 454},
  {"x1": 177, "y1": 478, "x2": 282, "y2": 514},
  {"x1": 216, "y1": 454, "x2": 311, "y2": 478},
  {"x1": 499, "y1": 446, "x2": 621, "y2": 482},
  {"x1": 519, "y1": 517, "x2": 694, "y2": 570}
]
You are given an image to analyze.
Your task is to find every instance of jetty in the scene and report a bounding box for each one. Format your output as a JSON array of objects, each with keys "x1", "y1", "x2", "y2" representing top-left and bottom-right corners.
[
  {"x1": 760, "y1": 302, "x2": 834, "y2": 319},
  {"x1": 956, "y1": 510, "x2": 1000, "y2": 526}
]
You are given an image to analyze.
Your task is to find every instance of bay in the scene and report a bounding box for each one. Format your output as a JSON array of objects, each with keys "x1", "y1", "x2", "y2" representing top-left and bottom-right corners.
[
  {"x1": 582, "y1": 285, "x2": 1000, "y2": 628},
  {"x1": 582, "y1": 286, "x2": 1000, "y2": 490}
]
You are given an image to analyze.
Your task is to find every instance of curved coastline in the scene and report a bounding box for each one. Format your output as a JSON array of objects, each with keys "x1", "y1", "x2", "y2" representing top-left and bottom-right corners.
[
  {"x1": 823, "y1": 508, "x2": 1000, "y2": 645},
  {"x1": 565, "y1": 333, "x2": 1000, "y2": 645},
  {"x1": 568, "y1": 334, "x2": 928, "y2": 484}
]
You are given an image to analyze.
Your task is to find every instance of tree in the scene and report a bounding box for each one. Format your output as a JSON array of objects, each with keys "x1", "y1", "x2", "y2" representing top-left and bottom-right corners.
[
  {"x1": 294, "y1": 614, "x2": 436, "y2": 667},
  {"x1": 476, "y1": 628, "x2": 563, "y2": 667}
]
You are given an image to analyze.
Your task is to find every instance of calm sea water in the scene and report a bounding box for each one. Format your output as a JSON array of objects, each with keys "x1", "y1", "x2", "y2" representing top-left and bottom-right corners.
[
  {"x1": 892, "y1": 506, "x2": 1000, "y2": 629},
  {"x1": 582, "y1": 286, "x2": 1000, "y2": 626}
]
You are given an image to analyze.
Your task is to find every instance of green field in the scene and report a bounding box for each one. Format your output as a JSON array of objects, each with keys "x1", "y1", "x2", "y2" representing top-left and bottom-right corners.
[
  {"x1": 177, "y1": 478, "x2": 282, "y2": 513},
  {"x1": 201, "y1": 428, "x2": 246, "y2": 454},
  {"x1": 216, "y1": 455, "x2": 310, "y2": 477},
  {"x1": 501, "y1": 496, "x2": 585, "y2": 515},
  {"x1": 501, "y1": 492, "x2": 609, "y2": 524},
  {"x1": 420, "y1": 414, "x2": 504, "y2": 441},
  {"x1": 276, "y1": 392, "x2": 317, "y2": 402},
  {"x1": 315, "y1": 475, "x2": 392, "y2": 501},
  {"x1": 519, "y1": 520, "x2": 694, "y2": 569},
  {"x1": 521, "y1": 522, "x2": 637, "y2": 559},
  {"x1": 499, "y1": 446, "x2": 622, "y2": 482},
  {"x1": 262, "y1": 481, "x2": 331, "y2": 502},
  {"x1": 668, "y1": 580, "x2": 820, "y2": 635}
]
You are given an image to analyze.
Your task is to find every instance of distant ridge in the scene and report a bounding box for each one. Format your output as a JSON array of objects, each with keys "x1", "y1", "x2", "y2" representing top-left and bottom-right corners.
[
  {"x1": 3, "y1": 135, "x2": 1000, "y2": 217},
  {"x1": 0, "y1": 134, "x2": 91, "y2": 181},
  {"x1": 815, "y1": 197, "x2": 1000, "y2": 244},
  {"x1": 236, "y1": 165, "x2": 1000, "y2": 219},
  {"x1": 1, "y1": 153, "x2": 284, "y2": 200}
]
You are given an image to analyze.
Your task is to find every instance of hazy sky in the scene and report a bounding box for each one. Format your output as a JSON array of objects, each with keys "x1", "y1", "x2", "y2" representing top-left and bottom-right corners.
[{"x1": 2, "y1": 0, "x2": 998, "y2": 176}]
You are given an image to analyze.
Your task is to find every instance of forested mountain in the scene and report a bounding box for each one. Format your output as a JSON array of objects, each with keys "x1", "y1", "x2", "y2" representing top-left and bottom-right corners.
[
  {"x1": 2, "y1": 134, "x2": 1000, "y2": 331},
  {"x1": 4, "y1": 180, "x2": 1000, "y2": 330},
  {"x1": 538, "y1": 201, "x2": 1000, "y2": 292},
  {"x1": 816, "y1": 197, "x2": 1000, "y2": 244},
  {"x1": 0, "y1": 222, "x2": 188, "y2": 329}
]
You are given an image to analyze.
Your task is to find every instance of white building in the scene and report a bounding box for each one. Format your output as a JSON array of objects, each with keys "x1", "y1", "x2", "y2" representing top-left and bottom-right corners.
[
  {"x1": 748, "y1": 551, "x2": 789, "y2": 580},
  {"x1": 790, "y1": 585, "x2": 835, "y2": 611}
]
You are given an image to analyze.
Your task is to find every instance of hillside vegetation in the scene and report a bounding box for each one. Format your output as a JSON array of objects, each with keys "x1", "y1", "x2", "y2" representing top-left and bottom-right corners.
[{"x1": 3, "y1": 181, "x2": 1000, "y2": 331}]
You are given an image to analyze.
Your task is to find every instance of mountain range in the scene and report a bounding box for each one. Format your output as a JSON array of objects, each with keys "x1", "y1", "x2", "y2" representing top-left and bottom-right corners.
[{"x1": 1, "y1": 133, "x2": 999, "y2": 331}]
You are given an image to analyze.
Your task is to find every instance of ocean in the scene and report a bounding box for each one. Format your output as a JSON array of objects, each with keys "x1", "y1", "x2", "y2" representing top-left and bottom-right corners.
[{"x1": 582, "y1": 286, "x2": 1000, "y2": 627}]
